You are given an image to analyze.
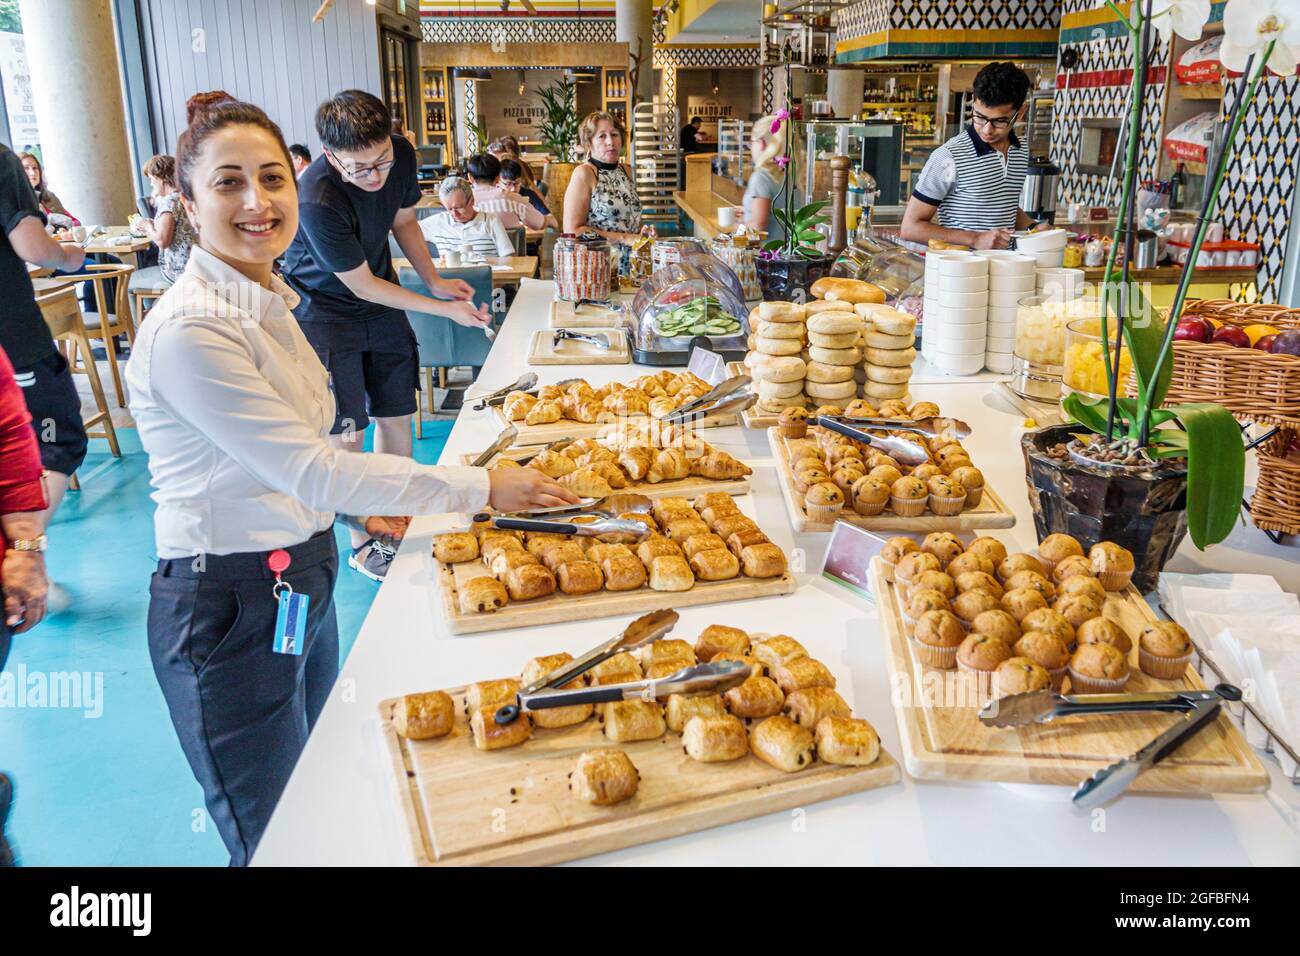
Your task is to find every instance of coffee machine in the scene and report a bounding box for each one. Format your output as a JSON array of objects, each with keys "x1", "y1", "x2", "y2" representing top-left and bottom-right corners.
[{"x1": 1019, "y1": 157, "x2": 1061, "y2": 224}]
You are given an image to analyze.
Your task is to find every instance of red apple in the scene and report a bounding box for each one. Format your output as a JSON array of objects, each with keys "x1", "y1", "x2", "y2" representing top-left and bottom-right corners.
[
  {"x1": 1255, "y1": 334, "x2": 1278, "y2": 352},
  {"x1": 1211, "y1": 325, "x2": 1251, "y2": 348},
  {"x1": 1174, "y1": 318, "x2": 1212, "y2": 342},
  {"x1": 1270, "y1": 329, "x2": 1300, "y2": 356}
]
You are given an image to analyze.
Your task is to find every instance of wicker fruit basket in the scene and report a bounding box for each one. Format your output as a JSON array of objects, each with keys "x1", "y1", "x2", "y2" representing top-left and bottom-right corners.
[
  {"x1": 1249, "y1": 429, "x2": 1300, "y2": 535},
  {"x1": 1162, "y1": 299, "x2": 1300, "y2": 428}
]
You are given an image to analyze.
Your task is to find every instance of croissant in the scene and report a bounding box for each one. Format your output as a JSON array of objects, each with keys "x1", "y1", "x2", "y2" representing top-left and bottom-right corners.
[
  {"x1": 605, "y1": 391, "x2": 650, "y2": 416},
  {"x1": 538, "y1": 385, "x2": 564, "y2": 402},
  {"x1": 528, "y1": 449, "x2": 577, "y2": 479},
  {"x1": 590, "y1": 461, "x2": 628, "y2": 489},
  {"x1": 503, "y1": 392, "x2": 537, "y2": 422},
  {"x1": 618, "y1": 446, "x2": 655, "y2": 481},
  {"x1": 564, "y1": 438, "x2": 601, "y2": 459},
  {"x1": 648, "y1": 396, "x2": 679, "y2": 419},
  {"x1": 565, "y1": 379, "x2": 595, "y2": 398},
  {"x1": 647, "y1": 448, "x2": 692, "y2": 484},
  {"x1": 575, "y1": 448, "x2": 618, "y2": 469},
  {"x1": 561, "y1": 468, "x2": 614, "y2": 498},
  {"x1": 525, "y1": 400, "x2": 562, "y2": 426},
  {"x1": 690, "y1": 451, "x2": 753, "y2": 480}
]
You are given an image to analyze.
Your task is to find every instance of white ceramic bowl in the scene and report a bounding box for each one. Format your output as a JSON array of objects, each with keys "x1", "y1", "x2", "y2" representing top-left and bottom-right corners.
[
  {"x1": 984, "y1": 351, "x2": 1014, "y2": 373},
  {"x1": 937, "y1": 274, "x2": 988, "y2": 293},
  {"x1": 986, "y1": 321, "x2": 1018, "y2": 339},
  {"x1": 938, "y1": 288, "x2": 989, "y2": 309},
  {"x1": 988, "y1": 273, "x2": 1037, "y2": 292},
  {"x1": 986, "y1": 302, "x2": 1021, "y2": 319},
  {"x1": 1033, "y1": 249, "x2": 1066, "y2": 269},
  {"x1": 989, "y1": 288, "x2": 1032, "y2": 309},
  {"x1": 937, "y1": 255, "x2": 988, "y2": 277},
  {"x1": 931, "y1": 305, "x2": 987, "y2": 326},
  {"x1": 934, "y1": 351, "x2": 987, "y2": 376},
  {"x1": 1014, "y1": 228, "x2": 1069, "y2": 254},
  {"x1": 985, "y1": 332, "x2": 1016, "y2": 352},
  {"x1": 977, "y1": 251, "x2": 1037, "y2": 276},
  {"x1": 1036, "y1": 267, "x2": 1086, "y2": 286},
  {"x1": 927, "y1": 319, "x2": 987, "y2": 344}
]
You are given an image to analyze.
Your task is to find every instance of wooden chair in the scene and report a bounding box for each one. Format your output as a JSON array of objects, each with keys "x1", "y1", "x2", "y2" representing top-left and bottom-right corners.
[
  {"x1": 58, "y1": 262, "x2": 136, "y2": 407},
  {"x1": 36, "y1": 286, "x2": 121, "y2": 460},
  {"x1": 128, "y1": 265, "x2": 172, "y2": 336}
]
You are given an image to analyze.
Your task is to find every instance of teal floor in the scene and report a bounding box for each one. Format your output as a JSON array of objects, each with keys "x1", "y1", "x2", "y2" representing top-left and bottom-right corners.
[{"x1": 0, "y1": 420, "x2": 453, "y2": 866}]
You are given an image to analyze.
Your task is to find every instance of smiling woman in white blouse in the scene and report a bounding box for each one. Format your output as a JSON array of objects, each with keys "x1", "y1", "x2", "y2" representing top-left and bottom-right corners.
[{"x1": 125, "y1": 91, "x2": 577, "y2": 867}]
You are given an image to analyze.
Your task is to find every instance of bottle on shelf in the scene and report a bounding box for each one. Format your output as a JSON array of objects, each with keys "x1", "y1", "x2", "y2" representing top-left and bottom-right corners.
[{"x1": 1171, "y1": 163, "x2": 1186, "y2": 209}]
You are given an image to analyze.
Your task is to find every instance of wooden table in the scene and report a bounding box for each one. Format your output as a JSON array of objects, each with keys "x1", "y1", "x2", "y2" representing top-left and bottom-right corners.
[
  {"x1": 674, "y1": 190, "x2": 747, "y2": 242},
  {"x1": 393, "y1": 255, "x2": 538, "y2": 287}
]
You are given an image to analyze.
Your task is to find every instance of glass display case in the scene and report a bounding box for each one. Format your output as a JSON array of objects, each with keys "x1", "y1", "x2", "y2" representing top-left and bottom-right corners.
[
  {"x1": 800, "y1": 120, "x2": 871, "y2": 204},
  {"x1": 716, "y1": 118, "x2": 750, "y2": 186},
  {"x1": 630, "y1": 252, "x2": 749, "y2": 365},
  {"x1": 831, "y1": 233, "x2": 925, "y2": 321}
]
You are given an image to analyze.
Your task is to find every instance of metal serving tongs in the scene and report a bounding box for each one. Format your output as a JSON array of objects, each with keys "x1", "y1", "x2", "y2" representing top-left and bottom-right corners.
[
  {"x1": 810, "y1": 416, "x2": 931, "y2": 467},
  {"x1": 979, "y1": 684, "x2": 1242, "y2": 807},
  {"x1": 658, "y1": 373, "x2": 757, "y2": 425},
  {"x1": 834, "y1": 415, "x2": 972, "y2": 440},
  {"x1": 469, "y1": 372, "x2": 538, "y2": 411},
  {"x1": 554, "y1": 328, "x2": 612, "y2": 351},
  {"x1": 522, "y1": 491, "x2": 655, "y2": 521},
  {"x1": 473, "y1": 509, "x2": 654, "y2": 540},
  {"x1": 493, "y1": 609, "x2": 749, "y2": 724},
  {"x1": 470, "y1": 425, "x2": 518, "y2": 467}
]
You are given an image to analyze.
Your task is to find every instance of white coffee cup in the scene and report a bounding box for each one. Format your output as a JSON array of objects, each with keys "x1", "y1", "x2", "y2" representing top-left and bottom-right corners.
[
  {"x1": 717, "y1": 206, "x2": 736, "y2": 229},
  {"x1": 70, "y1": 226, "x2": 87, "y2": 243},
  {"x1": 443, "y1": 248, "x2": 462, "y2": 267}
]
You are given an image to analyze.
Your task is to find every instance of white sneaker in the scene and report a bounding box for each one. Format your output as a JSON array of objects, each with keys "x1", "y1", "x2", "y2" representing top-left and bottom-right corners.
[{"x1": 348, "y1": 540, "x2": 396, "y2": 582}]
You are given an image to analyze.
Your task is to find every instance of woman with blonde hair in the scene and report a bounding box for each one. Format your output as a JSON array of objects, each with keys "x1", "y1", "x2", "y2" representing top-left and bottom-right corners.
[
  {"x1": 743, "y1": 113, "x2": 787, "y2": 238},
  {"x1": 563, "y1": 110, "x2": 652, "y2": 250}
]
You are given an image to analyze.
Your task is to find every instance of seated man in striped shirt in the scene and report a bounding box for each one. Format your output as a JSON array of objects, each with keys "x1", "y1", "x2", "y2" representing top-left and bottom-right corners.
[
  {"x1": 900, "y1": 62, "x2": 1037, "y2": 251},
  {"x1": 419, "y1": 177, "x2": 515, "y2": 259},
  {"x1": 466, "y1": 152, "x2": 547, "y2": 231}
]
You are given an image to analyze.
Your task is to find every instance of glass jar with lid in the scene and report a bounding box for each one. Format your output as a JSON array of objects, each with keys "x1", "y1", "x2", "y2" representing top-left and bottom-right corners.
[
  {"x1": 553, "y1": 233, "x2": 611, "y2": 303},
  {"x1": 1062, "y1": 314, "x2": 1133, "y2": 402}
]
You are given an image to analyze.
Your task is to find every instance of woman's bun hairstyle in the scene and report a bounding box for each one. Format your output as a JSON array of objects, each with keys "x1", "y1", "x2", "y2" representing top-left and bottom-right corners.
[
  {"x1": 185, "y1": 90, "x2": 237, "y2": 125},
  {"x1": 175, "y1": 90, "x2": 292, "y2": 199}
]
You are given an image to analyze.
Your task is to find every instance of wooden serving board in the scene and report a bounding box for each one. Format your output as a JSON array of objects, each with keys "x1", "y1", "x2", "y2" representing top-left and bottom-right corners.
[
  {"x1": 728, "y1": 363, "x2": 913, "y2": 430},
  {"x1": 767, "y1": 429, "x2": 1016, "y2": 533},
  {"x1": 459, "y1": 447, "x2": 751, "y2": 499},
  {"x1": 378, "y1": 684, "x2": 900, "y2": 866},
  {"x1": 869, "y1": 558, "x2": 1268, "y2": 794},
  {"x1": 548, "y1": 298, "x2": 625, "y2": 328},
  {"x1": 491, "y1": 405, "x2": 738, "y2": 447},
  {"x1": 436, "y1": 559, "x2": 796, "y2": 635},
  {"x1": 528, "y1": 329, "x2": 631, "y2": 365}
]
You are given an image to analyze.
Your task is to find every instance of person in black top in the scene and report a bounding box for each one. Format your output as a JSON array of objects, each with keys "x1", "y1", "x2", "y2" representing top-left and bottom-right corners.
[
  {"x1": 281, "y1": 90, "x2": 489, "y2": 581},
  {"x1": 498, "y1": 158, "x2": 550, "y2": 217},
  {"x1": 680, "y1": 116, "x2": 706, "y2": 153},
  {"x1": 288, "y1": 143, "x2": 312, "y2": 179},
  {"x1": 0, "y1": 143, "x2": 87, "y2": 530}
]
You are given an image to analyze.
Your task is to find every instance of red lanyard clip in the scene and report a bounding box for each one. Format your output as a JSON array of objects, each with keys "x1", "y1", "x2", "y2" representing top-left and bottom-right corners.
[{"x1": 268, "y1": 549, "x2": 292, "y2": 597}]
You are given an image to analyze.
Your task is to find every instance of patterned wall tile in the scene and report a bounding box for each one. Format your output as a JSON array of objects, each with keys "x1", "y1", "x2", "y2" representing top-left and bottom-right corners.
[
  {"x1": 422, "y1": 17, "x2": 615, "y2": 44},
  {"x1": 889, "y1": 0, "x2": 1058, "y2": 31},
  {"x1": 652, "y1": 45, "x2": 762, "y2": 69}
]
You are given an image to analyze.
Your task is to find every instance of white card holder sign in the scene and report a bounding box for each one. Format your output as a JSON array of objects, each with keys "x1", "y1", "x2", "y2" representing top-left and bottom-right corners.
[{"x1": 820, "y1": 520, "x2": 890, "y2": 602}]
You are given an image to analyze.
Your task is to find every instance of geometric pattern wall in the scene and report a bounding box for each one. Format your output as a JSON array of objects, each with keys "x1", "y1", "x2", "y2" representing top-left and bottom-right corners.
[
  {"x1": 652, "y1": 45, "x2": 762, "y2": 69},
  {"x1": 837, "y1": 0, "x2": 1056, "y2": 38},
  {"x1": 837, "y1": 0, "x2": 890, "y2": 40},
  {"x1": 422, "y1": 17, "x2": 615, "y2": 44}
]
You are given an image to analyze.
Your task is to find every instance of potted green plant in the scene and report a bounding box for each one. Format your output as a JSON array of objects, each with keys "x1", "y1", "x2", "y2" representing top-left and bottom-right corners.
[
  {"x1": 755, "y1": 61, "x2": 835, "y2": 300},
  {"x1": 538, "y1": 79, "x2": 579, "y2": 221},
  {"x1": 1023, "y1": 0, "x2": 1297, "y2": 591}
]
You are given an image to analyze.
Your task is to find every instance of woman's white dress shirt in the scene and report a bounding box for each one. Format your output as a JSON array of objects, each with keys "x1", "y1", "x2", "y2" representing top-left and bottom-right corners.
[{"x1": 126, "y1": 246, "x2": 490, "y2": 559}]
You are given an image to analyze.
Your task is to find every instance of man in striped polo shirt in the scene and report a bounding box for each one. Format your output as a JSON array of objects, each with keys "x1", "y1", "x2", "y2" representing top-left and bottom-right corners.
[{"x1": 901, "y1": 62, "x2": 1037, "y2": 251}]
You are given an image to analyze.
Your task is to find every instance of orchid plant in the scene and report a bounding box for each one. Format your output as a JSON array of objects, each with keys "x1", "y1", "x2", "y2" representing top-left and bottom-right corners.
[
  {"x1": 760, "y1": 61, "x2": 830, "y2": 260},
  {"x1": 1063, "y1": 0, "x2": 1298, "y2": 549}
]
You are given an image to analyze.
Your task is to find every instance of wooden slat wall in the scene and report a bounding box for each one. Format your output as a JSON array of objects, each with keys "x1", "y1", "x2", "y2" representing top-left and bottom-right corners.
[{"x1": 137, "y1": 0, "x2": 381, "y2": 156}]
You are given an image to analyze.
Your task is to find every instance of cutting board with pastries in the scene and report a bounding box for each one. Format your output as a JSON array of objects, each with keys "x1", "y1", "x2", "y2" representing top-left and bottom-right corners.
[
  {"x1": 461, "y1": 427, "x2": 753, "y2": 500},
  {"x1": 739, "y1": 277, "x2": 919, "y2": 429},
  {"x1": 432, "y1": 494, "x2": 796, "y2": 634},
  {"x1": 378, "y1": 616, "x2": 900, "y2": 866},
  {"x1": 868, "y1": 534, "x2": 1266, "y2": 794},
  {"x1": 492, "y1": 372, "x2": 738, "y2": 446}
]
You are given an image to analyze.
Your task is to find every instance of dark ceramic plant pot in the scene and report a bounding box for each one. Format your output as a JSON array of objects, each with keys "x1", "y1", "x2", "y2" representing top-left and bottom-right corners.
[
  {"x1": 755, "y1": 254, "x2": 836, "y2": 302},
  {"x1": 1021, "y1": 424, "x2": 1189, "y2": 593}
]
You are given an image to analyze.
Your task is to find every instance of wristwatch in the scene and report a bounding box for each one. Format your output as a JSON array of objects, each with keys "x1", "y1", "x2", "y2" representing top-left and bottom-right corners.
[{"x1": 8, "y1": 534, "x2": 47, "y2": 553}]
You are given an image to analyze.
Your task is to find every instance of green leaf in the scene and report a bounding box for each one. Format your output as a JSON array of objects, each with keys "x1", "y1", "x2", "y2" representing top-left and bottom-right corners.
[
  {"x1": 797, "y1": 229, "x2": 824, "y2": 242},
  {"x1": 1148, "y1": 426, "x2": 1190, "y2": 450},
  {"x1": 761, "y1": 238, "x2": 783, "y2": 252},
  {"x1": 795, "y1": 245, "x2": 823, "y2": 258},
  {"x1": 794, "y1": 200, "x2": 828, "y2": 222},
  {"x1": 1121, "y1": 283, "x2": 1174, "y2": 414},
  {"x1": 1062, "y1": 393, "x2": 1116, "y2": 436},
  {"x1": 1173, "y1": 403, "x2": 1245, "y2": 549}
]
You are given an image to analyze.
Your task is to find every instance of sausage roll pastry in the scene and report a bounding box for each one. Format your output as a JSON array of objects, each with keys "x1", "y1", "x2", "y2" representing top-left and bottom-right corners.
[
  {"x1": 682, "y1": 715, "x2": 750, "y2": 762},
  {"x1": 694, "y1": 624, "x2": 751, "y2": 661},
  {"x1": 557, "y1": 560, "x2": 604, "y2": 595},
  {"x1": 504, "y1": 564, "x2": 557, "y2": 601},
  {"x1": 690, "y1": 548, "x2": 740, "y2": 582},
  {"x1": 740, "y1": 544, "x2": 788, "y2": 579},
  {"x1": 490, "y1": 549, "x2": 540, "y2": 581},
  {"x1": 648, "y1": 555, "x2": 694, "y2": 591},
  {"x1": 751, "y1": 635, "x2": 809, "y2": 671},
  {"x1": 601, "y1": 555, "x2": 648, "y2": 591},
  {"x1": 541, "y1": 541, "x2": 586, "y2": 572},
  {"x1": 524, "y1": 400, "x2": 562, "y2": 426},
  {"x1": 393, "y1": 690, "x2": 454, "y2": 740},
  {"x1": 682, "y1": 533, "x2": 729, "y2": 561},
  {"x1": 724, "y1": 675, "x2": 785, "y2": 719},
  {"x1": 771, "y1": 657, "x2": 837, "y2": 694},
  {"x1": 470, "y1": 706, "x2": 532, "y2": 751},
  {"x1": 570, "y1": 749, "x2": 640, "y2": 806},
  {"x1": 782, "y1": 687, "x2": 850, "y2": 728},
  {"x1": 815, "y1": 716, "x2": 881, "y2": 766},
  {"x1": 637, "y1": 536, "x2": 684, "y2": 566},
  {"x1": 586, "y1": 542, "x2": 634, "y2": 565},
  {"x1": 466, "y1": 678, "x2": 520, "y2": 714},
  {"x1": 433, "y1": 532, "x2": 479, "y2": 565},
  {"x1": 726, "y1": 529, "x2": 771, "y2": 558},
  {"x1": 590, "y1": 652, "x2": 643, "y2": 681},
  {"x1": 519, "y1": 653, "x2": 592, "y2": 729},
  {"x1": 664, "y1": 692, "x2": 727, "y2": 732},
  {"x1": 665, "y1": 518, "x2": 711, "y2": 543},
  {"x1": 602, "y1": 700, "x2": 666, "y2": 742},
  {"x1": 524, "y1": 531, "x2": 571, "y2": 558},
  {"x1": 712, "y1": 653, "x2": 764, "y2": 679},
  {"x1": 458, "y1": 576, "x2": 508, "y2": 615},
  {"x1": 750, "y1": 716, "x2": 816, "y2": 773}
]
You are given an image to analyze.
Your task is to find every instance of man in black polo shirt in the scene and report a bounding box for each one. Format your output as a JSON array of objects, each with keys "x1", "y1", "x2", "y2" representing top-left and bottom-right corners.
[
  {"x1": 0, "y1": 142, "x2": 87, "y2": 532},
  {"x1": 282, "y1": 90, "x2": 489, "y2": 580}
]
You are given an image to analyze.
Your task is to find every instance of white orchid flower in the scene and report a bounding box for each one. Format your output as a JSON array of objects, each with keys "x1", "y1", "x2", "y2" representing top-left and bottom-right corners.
[
  {"x1": 1220, "y1": 0, "x2": 1300, "y2": 76},
  {"x1": 1146, "y1": 0, "x2": 1211, "y2": 47}
]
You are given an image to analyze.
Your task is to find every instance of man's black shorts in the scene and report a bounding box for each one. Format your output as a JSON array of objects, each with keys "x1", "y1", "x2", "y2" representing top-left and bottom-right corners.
[
  {"x1": 299, "y1": 309, "x2": 419, "y2": 435},
  {"x1": 15, "y1": 351, "x2": 88, "y2": 476}
]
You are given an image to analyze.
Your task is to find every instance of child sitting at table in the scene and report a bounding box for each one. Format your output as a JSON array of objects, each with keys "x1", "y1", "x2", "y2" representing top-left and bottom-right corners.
[{"x1": 140, "y1": 154, "x2": 197, "y2": 283}]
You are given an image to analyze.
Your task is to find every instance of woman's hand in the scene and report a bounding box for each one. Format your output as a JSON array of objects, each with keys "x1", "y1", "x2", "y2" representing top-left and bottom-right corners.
[
  {"x1": 488, "y1": 468, "x2": 581, "y2": 512},
  {"x1": 364, "y1": 515, "x2": 410, "y2": 549},
  {"x1": 430, "y1": 276, "x2": 475, "y2": 301},
  {"x1": 445, "y1": 299, "x2": 492, "y2": 329},
  {"x1": 3, "y1": 550, "x2": 48, "y2": 633}
]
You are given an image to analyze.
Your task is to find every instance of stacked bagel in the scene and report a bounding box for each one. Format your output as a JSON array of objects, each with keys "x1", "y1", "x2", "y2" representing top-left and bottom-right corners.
[
  {"x1": 804, "y1": 306, "x2": 863, "y2": 406},
  {"x1": 855, "y1": 303, "x2": 918, "y2": 403},
  {"x1": 745, "y1": 301, "x2": 808, "y2": 416}
]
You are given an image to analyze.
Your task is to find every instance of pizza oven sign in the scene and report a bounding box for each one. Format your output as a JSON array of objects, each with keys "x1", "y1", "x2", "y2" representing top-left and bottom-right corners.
[{"x1": 502, "y1": 97, "x2": 544, "y2": 129}]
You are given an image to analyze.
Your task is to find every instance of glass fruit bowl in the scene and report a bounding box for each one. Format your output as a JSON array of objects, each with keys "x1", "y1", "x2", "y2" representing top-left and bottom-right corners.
[{"x1": 1062, "y1": 315, "x2": 1133, "y2": 403}]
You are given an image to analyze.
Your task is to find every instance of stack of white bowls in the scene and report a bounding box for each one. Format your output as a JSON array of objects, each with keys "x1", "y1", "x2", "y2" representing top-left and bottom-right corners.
[
  {"x1": 924, "y1": 252, "x2": 987, "y2": 376},
  {"x1": 1014, "y1": 227, "x2": 1069, "y2": 269},
  {"x1": 977, "y1": 251, "x2": 1035, "y2": 373},
  {"x1": 1036, "y1": 266, "x2": 1087, "y2": 301}
]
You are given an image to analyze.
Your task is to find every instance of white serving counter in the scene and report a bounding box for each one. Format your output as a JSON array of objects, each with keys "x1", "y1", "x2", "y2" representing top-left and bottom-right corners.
[{"x1": 254, "y1": 278, "x2": 1300, "y2": 867}]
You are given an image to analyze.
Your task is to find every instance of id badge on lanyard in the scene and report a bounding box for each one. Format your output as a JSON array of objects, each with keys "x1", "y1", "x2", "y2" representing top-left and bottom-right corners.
[{"x1": 268, "y1": 549, "x2": 309, "y2": 656}]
